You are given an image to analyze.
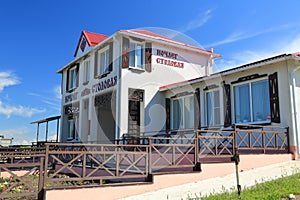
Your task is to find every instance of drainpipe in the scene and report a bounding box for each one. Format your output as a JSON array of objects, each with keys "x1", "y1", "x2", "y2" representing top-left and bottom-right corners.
[
  {"x1": 290, "y1": 65, "x2": 300, "y2": 159},
  {"x1": 114, "y1": 35, "x2": 121, "y2": 141},
  {"x1": 206, "y1": 47, "x2": 214, "y2": 76}
]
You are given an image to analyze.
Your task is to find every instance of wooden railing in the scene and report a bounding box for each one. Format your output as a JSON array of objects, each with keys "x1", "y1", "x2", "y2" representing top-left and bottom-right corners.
[
  {"x1": 149, "y1": 137, "x2": 197, "y2": 173},
  {"x1": 0, "y1": 124, "x2": 290, "y2": 199},
  {"x1": 44, "y1": 143, "x2": 150, "y2": 187},
  {"x1": 197, "y1": 129, "x2": 235, "y2": 158},
  {"x1": 234, "y1": 124, "x2": 289, "y2": 153},
  {"x1": 0, "y1": 148, "x2": 45, "y2": 200}
]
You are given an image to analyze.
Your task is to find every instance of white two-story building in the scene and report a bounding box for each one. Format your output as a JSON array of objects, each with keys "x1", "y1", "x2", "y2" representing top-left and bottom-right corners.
[
  {"x1": 57, "y1": 30, "x2": 219, "y2": 143},
  {"x1": 57, "y1": 29, "x2": 300, "y2": 159}
]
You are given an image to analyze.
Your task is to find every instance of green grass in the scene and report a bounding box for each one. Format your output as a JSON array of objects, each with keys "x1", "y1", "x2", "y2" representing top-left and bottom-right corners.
[{"x1": 187, "y1": 171, "x2": 300, "y2": 200}]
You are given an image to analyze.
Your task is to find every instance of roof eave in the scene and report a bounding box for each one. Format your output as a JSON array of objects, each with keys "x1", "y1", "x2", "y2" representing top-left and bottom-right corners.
[
  {"x1": 159, "y1": 54, "x2": 300, "y2": 92},
  {"x1": 119, "y1": 30, "x2": 220, "y2": 58}
]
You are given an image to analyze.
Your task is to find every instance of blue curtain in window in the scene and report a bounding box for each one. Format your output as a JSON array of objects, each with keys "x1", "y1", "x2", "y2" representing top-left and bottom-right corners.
[
  {"x1": 173, "y1": 99, "x2": 181, "y2": 129},
  {"x1": 252, "y1": 80, "x2": 270, "y2": 121},
  {"x1": 184, "y1": 96, "x2": 194, "y2": 129},
  {"x1": 129, "y1": 43, "x2": 135, "y2": 67},
  {"x1": 206, "y1": 93, "x2": 212, "y2": 125},
  {"x1": 235, "y1": 84, "x2": 250, "y2": 123}
]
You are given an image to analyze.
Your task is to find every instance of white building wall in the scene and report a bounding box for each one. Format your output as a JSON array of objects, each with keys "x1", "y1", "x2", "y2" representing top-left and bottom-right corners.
[
  {"x1": 60, "y1": 39, "x2": 118, "y2": 143},
  {"x1": 118, "y1": 41, "x2": 212, "y2": 136},
  {"x1": 60, "y1": 32, "x2": 216, "y2": 141}
]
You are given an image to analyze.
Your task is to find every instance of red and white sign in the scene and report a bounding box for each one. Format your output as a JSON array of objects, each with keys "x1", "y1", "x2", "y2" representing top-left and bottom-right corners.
[{"x1": 156, "y1": 49, "x2": 184, "y2": 68}]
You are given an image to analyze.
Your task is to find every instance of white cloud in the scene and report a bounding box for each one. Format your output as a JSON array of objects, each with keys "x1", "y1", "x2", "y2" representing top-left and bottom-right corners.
[
  {"x1": 54, "y1": 85, "x2": 61, "y2": 100},
  {"x1": 0, "y1": 126, "x2": 35, "y2": 145},
  {"x1": 207, "y1": 24, "x2": 294, "y2": 48},
  {"x1": 1, "y1": 126, "x2": 29, "y2": 136},
  {"x1": 180, "y1": 9, "x2": 212, "y2": 33},
  {"x1": 214, "y1": 32, "x2": 300, "y2": 72},
  {"x1": 0, "y1": 71, "x2": 19, "y2": 92},
  {"x1": 28, "y1": 85, "x2": 61, "y2": 111},
  {"x1": 0, "y1": 100, "x2": 45, "y2": 118}
]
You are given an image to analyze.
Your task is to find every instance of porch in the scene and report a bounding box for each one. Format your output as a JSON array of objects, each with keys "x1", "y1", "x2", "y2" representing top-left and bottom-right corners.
[{"x1": 0, "y1": 124, "x2": 290, "y2": 199}]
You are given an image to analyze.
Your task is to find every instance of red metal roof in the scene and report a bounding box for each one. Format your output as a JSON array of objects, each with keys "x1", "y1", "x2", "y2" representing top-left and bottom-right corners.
[
  {"x1": 74, "y1": 31, "x2": 108, "y2": 57},
  {"x1": 120, "y1": 29, "x2": 220, "y2": 58},
  {"x1": 82, "y1": 30, "x2": 108, "y2": 46}
]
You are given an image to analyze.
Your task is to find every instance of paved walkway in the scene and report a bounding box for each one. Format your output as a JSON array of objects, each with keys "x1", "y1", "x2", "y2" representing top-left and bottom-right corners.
[{"x1": 121, "y1": 160, "x2": 300, "y2": 200}]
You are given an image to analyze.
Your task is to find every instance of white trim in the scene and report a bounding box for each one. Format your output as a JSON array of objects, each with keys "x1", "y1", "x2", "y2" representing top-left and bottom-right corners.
[
  {"x1": 290, "y1": 66, "x2": 300, "y2": 154},
  {"x1": 96, "y1": 46, "x2": 110, "y2": 77},
  {"x1": 67, "y1": 66, "x2": 78, "y2": 91},
  {"x1": 128, "y1": 40, "x2": 145, "y2": 70},
  {"x1": 83, "y1": 59, "x2": 90, "y2": 84}
]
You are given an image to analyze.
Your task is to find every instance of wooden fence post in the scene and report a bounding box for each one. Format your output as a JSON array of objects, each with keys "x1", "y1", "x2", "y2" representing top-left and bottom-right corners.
[{"x1": 38, "y1": 156, "x2": 45, "y2": 200}]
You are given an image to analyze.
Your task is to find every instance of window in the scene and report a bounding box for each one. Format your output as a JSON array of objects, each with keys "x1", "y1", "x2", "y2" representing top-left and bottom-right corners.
[
  {"x1": 67, "y1": 119, "x2": 76, "y2": 140},
  {"x1": 65, "y1": 103, "x2": 79, "y2": 140},
  {"x1": 234, "y1": 79, "x2": 270, "y2": 123},
  {"x1": 67, "y1": 66, "x2": 78, "y2": 91},
  {"x1": 130, "y1": 42, "x2": 144, "y2": 69},
  {"x1": 206, "y1": 90, "x2": 221, "y2": 126},
  {"x1": 97, "y1": 47, "x2": 109, "y2": 76},
  {"x1": 83, "y1": 60, "x2": 90, "y2": 83},
  {"x1": 171, "y1": 95, "x2": 194, "y2": 129}
]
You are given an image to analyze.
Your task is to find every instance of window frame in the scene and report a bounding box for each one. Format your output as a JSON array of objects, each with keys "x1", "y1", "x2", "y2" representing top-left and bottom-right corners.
[
  {"x1": 171, "y1": 95, "x2": 194, "y2": 130},
  {"x1": 67, "y1": 118, "x2": 76, "y2": 140},
  {"x1": 83, "y1": 59, "x2": 90, "y2": 84},
  {"x1": 205, "y1": 89, "x2": 221, "y2": 126},
  {"x1": 96, "y1": 46, "x2": 110, "y2": 77},
  {"x1": 233, "y1": 78, "x2": 271, "y2": 124},
  {"x1": 67, "y1": 65, "x2": 78, "y2": 92},
  {"x1": 129, "y1": 41, "x2": 145, "y2": 70}
]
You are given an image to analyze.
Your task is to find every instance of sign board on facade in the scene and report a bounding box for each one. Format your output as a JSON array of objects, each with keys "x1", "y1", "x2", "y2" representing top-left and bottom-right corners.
[{"x1": 155, "y1": 49, "x2": 184, "y2": 68}]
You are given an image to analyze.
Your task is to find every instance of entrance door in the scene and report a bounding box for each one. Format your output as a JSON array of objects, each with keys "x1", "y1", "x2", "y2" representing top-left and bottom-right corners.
[{"x1": 128, "y1": 100, "x2": 140, "y2": 135}]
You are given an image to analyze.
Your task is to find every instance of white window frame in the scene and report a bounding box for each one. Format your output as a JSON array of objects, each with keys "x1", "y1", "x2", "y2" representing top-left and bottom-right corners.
[
  {"x1": 97, "y1": 46, "x2": 110, "y2": 77},
  {"x1": 67, "y1": 118, "x2": 76, "y2": 140},
  {"x1": 233, "y1": 78, "x2": 271, "y2": 124},
  {"x1": 171, "y1": 95, "x2": 194, "y2": 130},
  {"x1": 205, "y1": 89, "x2": 221, "y2": 126},
  {"x1": 68, "y1": 66, "x2": 77, "y2": 91},
  {"x1": 129, "y1": 41, "x2": 144, "y2": 69},
  {"x1": 83, "y1": 59, "x2": 90, "y2": 84}
]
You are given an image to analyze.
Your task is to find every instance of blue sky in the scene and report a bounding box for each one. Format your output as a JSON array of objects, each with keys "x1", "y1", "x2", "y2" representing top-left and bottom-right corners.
[{"x1": 1, "y1": 0, "x2": 300, "y2": 144}]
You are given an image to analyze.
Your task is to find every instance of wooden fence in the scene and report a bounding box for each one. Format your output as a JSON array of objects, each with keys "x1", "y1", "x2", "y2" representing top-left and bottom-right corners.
[
  {"x1": 0, "y1": 124, "x2": 289, "y2": 199},
  {"x1": 0, "y1": 147, "x2": 45, "y2": 199}
]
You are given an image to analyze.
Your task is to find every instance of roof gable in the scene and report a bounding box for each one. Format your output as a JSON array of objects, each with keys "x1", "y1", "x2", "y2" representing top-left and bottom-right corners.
[{"x1": 74, "y1": 30, "x2": 108, "y2": 57}]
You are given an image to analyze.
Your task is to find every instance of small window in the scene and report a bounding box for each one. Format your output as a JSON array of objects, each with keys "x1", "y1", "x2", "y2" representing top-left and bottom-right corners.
[
  {"x1": 234, "y1": 79, "x2": 270, "y2": 123},
  {"x1": 206, "y1": 90, "x2": 221, "y2": 126},
  {"x1": 97, "y1": 47, "x2": 110, "y2": 77},
  {"x1": 83, "y1": 60, "x2": 90, "y2": 83},
  {"x1": 67, "y1": 66, "x2": 78, "y2": 91},
  {"x1": 67, "y1": 119, "x2": 76, "y2": 140},
  {"x1": 130, "y1": 42, "x2": 144, "y2": 69}
]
